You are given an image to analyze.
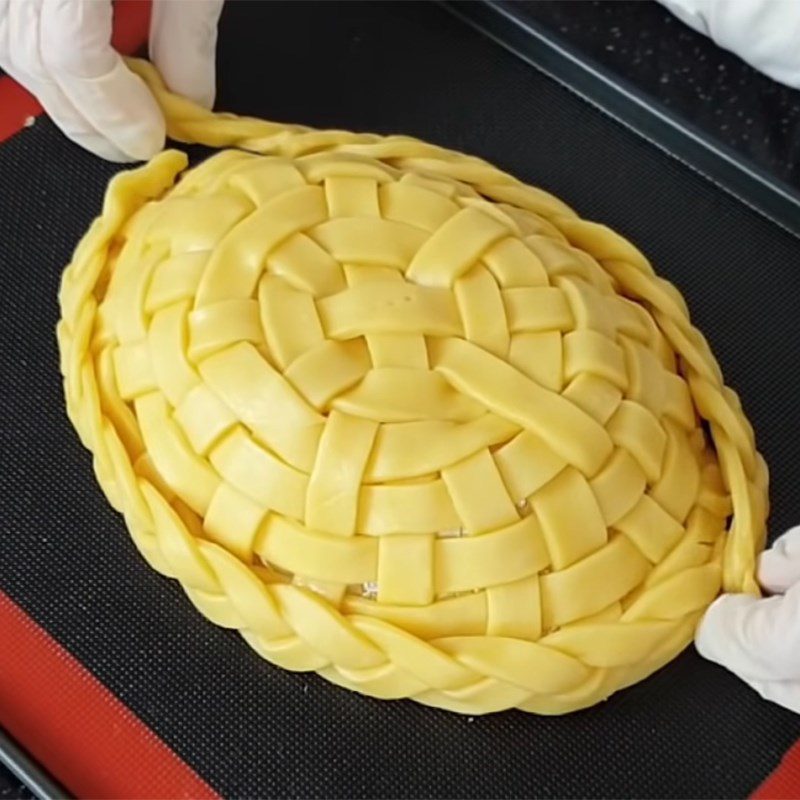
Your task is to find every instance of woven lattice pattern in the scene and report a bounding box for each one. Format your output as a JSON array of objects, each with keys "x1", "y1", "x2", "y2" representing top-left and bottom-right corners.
[{"x1": 55, "y1": 59, "x2": 768, "y2": 715}]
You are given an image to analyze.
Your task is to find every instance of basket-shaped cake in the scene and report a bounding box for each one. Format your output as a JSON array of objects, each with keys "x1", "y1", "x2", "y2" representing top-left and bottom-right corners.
[{"x1": 57, "y1": 61, "x2": 768, "y2": 715}]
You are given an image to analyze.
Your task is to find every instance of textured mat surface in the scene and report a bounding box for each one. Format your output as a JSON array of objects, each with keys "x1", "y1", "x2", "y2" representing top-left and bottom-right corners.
[{"x1": 1, "y1": 2, "x2": 799, "y2": 797}]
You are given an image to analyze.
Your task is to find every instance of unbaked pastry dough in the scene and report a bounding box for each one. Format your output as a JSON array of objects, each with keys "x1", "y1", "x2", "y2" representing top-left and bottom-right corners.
[{"x1": 56, "y1": 59, "x2": 768, "y2": 714}]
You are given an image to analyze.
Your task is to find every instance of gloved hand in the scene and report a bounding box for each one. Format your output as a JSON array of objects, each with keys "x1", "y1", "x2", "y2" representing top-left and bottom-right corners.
[
  {"x1": 697, "y1": 526, "x2": 800, "y2": 714},
  {"x1": 0, "y1": 0, "x2": 224, "y2": 162},
  {"x1": 657, "y1": 0, "x2": 800, "y2": 89}
]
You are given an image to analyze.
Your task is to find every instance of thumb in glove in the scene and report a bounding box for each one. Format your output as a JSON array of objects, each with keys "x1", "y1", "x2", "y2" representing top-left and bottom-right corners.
[
  {"x1": 0, "y1": 0, "x2": 223, "y2": 162},
  {"x1": 696, "y1": 526, "x2": 800, "y2": 714}
]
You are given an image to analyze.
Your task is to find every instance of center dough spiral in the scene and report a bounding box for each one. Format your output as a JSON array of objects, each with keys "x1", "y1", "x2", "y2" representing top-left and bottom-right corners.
[{"x1": 56, "y1": 59, "x2": 768, "y2": 714}]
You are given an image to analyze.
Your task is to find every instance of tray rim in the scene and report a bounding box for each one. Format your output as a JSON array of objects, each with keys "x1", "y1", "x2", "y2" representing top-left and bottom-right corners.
[
  {"x1": 442, "y1": 0, "x2": 800, "y2": 240},
  {"x1": 0, "y1": 728, "x2": 67, "y2": 800}
]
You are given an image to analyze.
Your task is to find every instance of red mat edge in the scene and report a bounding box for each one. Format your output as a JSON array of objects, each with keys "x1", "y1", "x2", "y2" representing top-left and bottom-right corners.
[
  {"x1": 0, "y1": 0, "x2": 152, "y2": 145},
  {"x1": 0, "y1": 6, "x2": 215, "y2": 797},
  {"x1": 2, "y1": 594, "x2": 797, "y2": 800},
  {"x1": 753, "y1": 738, "x2": 800, "y2": 800},
  {"x1": 0, "y1": 590, "x2": 218, "y2": 799}
]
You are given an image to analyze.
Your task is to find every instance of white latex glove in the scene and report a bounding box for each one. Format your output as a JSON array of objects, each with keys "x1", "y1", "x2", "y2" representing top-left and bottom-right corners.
[
  {"x1": 0, "y1": 0, "x2": 223, "y2": 162},
  {"x1": 697, "y1": 526, "x2": 800, "y2": 714},
  {"x1": 658, "y1": 0, "x2": 800, "y2": 89}
]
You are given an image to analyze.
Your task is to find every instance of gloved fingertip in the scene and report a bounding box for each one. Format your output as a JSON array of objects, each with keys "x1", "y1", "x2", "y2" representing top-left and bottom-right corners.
[
  {"x1": 748, "y1": 678, "x2": 800, "y2": 716},
  {"x1": 52, "y1": 53, "x2": 168, "y2": 163},
  {"x1": 759, "y1": 552, "x2": 795, "y2": 595},
  {"x1": 174, "y1": 81, "x2": 215, "y2": 111},
  {"x1": 758, "y1": 525, "x2": 800, "y2": 594},
  {"x1": 154, "y1": 60, "x2": 216, "y2": 110},
  {"x1": 78, "y1": 106, "x2": 165, "y2": 163},
  {"x1": 119, "y1": 116, "x2": 166, "y2": 162},
  {"x1": 68, "y1": 132, "x2": 137, "y2": 163},
  {"x1": 694, "y1": 593, "x2": 757, "y2": 663},
  {"x1": 193, "y1": 86, "x2": 216, "y2": 112},
  {"x1": 149, "y1": 0, "x2": 221, "y2": 110}
]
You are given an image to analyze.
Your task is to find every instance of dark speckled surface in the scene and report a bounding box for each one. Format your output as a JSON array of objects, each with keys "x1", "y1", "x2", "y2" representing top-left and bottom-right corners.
[
  {"x1": 3, "y1": 1, "x2": 799, "y2": 189},
  {"x1": 0, "y1": 766, "x2": 31, "y2": 800},
  {"x1": 516, "y1": 0, "x2": 800, "y2": 190}
]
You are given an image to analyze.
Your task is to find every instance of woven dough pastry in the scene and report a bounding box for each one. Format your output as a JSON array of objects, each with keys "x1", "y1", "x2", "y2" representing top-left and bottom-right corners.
[{"x1": 57, "y1": 59, "x2": 768, "y2": 715}]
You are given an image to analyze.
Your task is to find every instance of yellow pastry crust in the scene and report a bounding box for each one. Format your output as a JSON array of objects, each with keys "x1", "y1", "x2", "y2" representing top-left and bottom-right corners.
[{"x1": 56, "y1": 59, "x2": 768, "y2": 714}]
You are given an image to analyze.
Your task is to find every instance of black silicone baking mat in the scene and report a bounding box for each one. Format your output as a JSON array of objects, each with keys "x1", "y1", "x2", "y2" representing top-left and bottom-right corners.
[{"x1": 1, "y1": 2, "x2": 799, "y2": 797}]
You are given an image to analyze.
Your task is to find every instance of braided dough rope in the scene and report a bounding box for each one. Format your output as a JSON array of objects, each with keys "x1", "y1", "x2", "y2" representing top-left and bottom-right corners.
[{"x1": 56, "y1": 59, "x2": 769, "y2": 715}]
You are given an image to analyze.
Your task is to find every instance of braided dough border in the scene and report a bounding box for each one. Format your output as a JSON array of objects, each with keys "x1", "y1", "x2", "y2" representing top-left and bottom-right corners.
[{"x1": 55, "y1": 59, "x2": 768, "y2": 714}]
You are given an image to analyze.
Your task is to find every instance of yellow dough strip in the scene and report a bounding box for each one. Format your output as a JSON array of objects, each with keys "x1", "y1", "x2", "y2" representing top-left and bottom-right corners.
[
  {"x1": 365, "y1": 416, "x2": 520, "y2": 483},
  {"x1": 196, "y1": 186, "x2": 328, "y2": 306},
  {"x1": 305, "y1": 411, "x2": 379, "y2": 536},
  {"x1": 430, "y1": 337, "x2": 613, "y2": 476},
  {"x1": 334, "y1": 367, "x2": 485, "y2": 423},
  {"x1": 317, "y1": 280, "x2": 463, "y2": 340},
  {"x1": 199, "y1": 341, "x2": 324, "y2": 471}
]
